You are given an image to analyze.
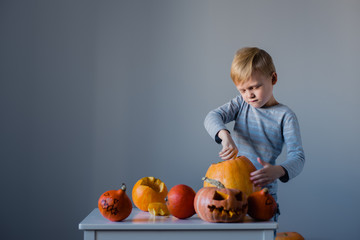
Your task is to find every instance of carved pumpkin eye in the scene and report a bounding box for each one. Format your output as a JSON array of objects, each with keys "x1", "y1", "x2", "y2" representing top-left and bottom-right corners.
[
  {"x1": 235, "y1": 192, "x2": 243, "y2": 201},
  {"x1": 213, "y1": 191, "x2": 229, "y2": 200}
]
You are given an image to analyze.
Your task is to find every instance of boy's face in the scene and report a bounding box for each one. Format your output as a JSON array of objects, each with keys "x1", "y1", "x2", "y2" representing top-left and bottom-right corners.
[{"x1": 236, "y1": 71, "x2": 278, "y2": 108}]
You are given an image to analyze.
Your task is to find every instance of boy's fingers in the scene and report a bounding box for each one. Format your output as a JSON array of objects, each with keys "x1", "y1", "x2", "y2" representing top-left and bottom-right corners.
[
  {"x1": 251, "y1": 174, "x2": 267, "y2": 184},
  {"x1": 250, "y1": 168, "x2": 263, "y2": 176},
  {"x1": 219, "y1": 147, "x2": 234, "y2": 156},
  {"x1": 219, "y1": 147, "x2": 230, "y2": 154},
  {"x1": 221, "y1": 152, "x2": 233, "y2": 160},
  {"x1": 250, "y1": 173, "x2": 265, "y2": 181},
  {"x1": 257, "y1": 157, "x2": 270, "y2": 167},
  {"x1": 254, "y1": 179, "x2": 271, "y2": 187},
  {"x1": 219, "y1": 149, "x2": 236, "y2": 160},
  {"x1": 226, "y1": 152, "x2": 236, "y2": 160},
  {"x1": 250, "y1": 170, "x2": 270, "y2": 183}
]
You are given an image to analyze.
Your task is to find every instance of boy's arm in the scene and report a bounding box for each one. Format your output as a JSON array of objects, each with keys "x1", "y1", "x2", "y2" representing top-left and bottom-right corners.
[
  {"x1": 279, "y1": 113, "x2": 305, "y2": 181},
  {"x1": 250, "y1": 112, "x2": 303, "y2": 187},
  {"x1": 279, "y1": 167, "x2": 289, "y2": 182},
  {"x1": 250, "y1": 158, "x2": 287, "y2": 187},
  {"x1": 204, "y1": 96, "x2": 242, "y2": 142},
  {"x1": 217, "y1": 129, "x2": 238, "y2": 160},
  {"x1": 204, "y1": 96, "x2": 243, "y2": 160}
]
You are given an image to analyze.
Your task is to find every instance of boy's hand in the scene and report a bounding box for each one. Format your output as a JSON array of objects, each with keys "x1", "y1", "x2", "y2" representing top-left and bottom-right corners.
[
  {"x1": 218, "y1": 130, "x2": 238, "y2": 161},
  {"x1": 250, "y1": 158, "x2": 285, "y2": 187}
]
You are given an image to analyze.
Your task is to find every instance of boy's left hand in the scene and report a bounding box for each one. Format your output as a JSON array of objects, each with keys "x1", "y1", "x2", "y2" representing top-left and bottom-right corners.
[{"x1": 250, "y1": 158, "x2": 285, "y2": 187}]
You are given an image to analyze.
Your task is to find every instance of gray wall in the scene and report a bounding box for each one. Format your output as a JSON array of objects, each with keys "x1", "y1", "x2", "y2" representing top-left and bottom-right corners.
[{"x1": 1, "y1": 1, "x2": 359, "y2": 239}]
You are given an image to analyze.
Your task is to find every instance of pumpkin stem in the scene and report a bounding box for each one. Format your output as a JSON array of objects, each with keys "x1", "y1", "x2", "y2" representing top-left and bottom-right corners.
[
  {"x1": 202, "y1": 177, "x2": 225, "y2": 189},
  {"x1": 262, "y1": 188, "x2": 269, "y2": 194},
  {"x1": 120, "y1": 183, "x2": 126, "y2": 191}
]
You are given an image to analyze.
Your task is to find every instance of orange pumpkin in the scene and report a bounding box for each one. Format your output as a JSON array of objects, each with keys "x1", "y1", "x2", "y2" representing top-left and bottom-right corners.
[
  {"x1": 276, "y1": 232, "x2": 305, "y2": 240},
  {"x1": 166, "y1": 184, "x2": 196, "y2": 219},
  {"x1": 132, "y1": 176, "x2": 168, "y2": 212},
  {"x1": 98, "y1": 183, "x2": 132, "y2": 221},
  {"x1": 204, "y1": 156, "x2": 260, "y2": 197},
  {"x1": 194, "y1": 177, "x2": 248, "y2": 223},
  {"x1": 247, "y1": 188, "x2": 277, "y2": 221}
]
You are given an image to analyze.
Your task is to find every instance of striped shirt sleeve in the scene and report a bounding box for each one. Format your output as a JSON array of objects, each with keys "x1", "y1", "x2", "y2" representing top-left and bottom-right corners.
[
  {"x1": 204, "y1": 97, "x2": 241, "y2": 142},
  {"x1": 280, "y1": 113, "x2": 305, "y2": 180}
]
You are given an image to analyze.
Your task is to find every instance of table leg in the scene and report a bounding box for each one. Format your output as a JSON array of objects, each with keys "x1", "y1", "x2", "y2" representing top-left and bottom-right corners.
[{"x1": 84, "y1": 230, "x2": 95, "y2": 240}]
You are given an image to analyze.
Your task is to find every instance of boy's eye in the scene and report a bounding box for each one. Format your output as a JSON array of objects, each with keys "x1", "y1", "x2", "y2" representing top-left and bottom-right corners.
[{"x1": 253, "y1": 85, "x2": 262, "y2": 89}]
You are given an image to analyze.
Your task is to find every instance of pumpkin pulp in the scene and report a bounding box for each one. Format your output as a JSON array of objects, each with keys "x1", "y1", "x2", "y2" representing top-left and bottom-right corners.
[{"x1": 140, "y1": 177, "x2": 166, "y2": 193}]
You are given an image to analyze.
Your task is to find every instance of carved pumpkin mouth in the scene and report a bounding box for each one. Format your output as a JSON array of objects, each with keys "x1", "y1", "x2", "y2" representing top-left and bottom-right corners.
[
  {"x1": 207, "y1": 205, "x2": 246, "y2": 217},
  {"x1": 206, "y1": 190, "x2": 248, "y2": 217}
]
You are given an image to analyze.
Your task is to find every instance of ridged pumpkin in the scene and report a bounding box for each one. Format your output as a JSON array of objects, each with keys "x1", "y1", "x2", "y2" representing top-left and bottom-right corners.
[
  {"x1": 275, "y1": 232, "x2": 305, "y2": 240},
  {"x1": 204, "y1": 156, "x2": 260, "y2": 197},
  {"x1": 132, "y1": 176, "x2": 168, "y2": 212}
]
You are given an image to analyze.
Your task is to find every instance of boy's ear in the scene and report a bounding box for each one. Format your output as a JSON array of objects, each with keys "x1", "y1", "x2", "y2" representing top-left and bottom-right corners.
[{"x1": 271, "y1": 72, "x2": 278, "y2": 85}]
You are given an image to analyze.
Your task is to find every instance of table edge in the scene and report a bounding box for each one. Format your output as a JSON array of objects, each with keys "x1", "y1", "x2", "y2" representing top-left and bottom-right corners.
[{"x1": 79, "y1": 208, "x2": 278, "y2": 231}]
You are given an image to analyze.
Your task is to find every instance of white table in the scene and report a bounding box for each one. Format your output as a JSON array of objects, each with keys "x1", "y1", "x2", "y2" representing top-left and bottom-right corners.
[{"x1": 79, "y1": 208, "x2": 278, "y2": 240}]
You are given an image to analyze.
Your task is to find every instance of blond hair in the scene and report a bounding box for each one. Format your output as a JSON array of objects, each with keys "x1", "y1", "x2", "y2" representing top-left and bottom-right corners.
[{"x1": 230, "y1": 47, "x2": 276, "y2": 85}]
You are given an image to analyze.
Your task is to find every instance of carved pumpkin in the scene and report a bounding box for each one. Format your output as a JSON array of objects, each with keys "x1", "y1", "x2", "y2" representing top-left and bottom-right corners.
[
  {"x1": 276, "y1": 232, "x2": 305, "y2": 240},
  {"x1": 194, "y1": 177, "x2": 248, "y2": 223},
  {"x1": 148, "y1": 202, "x2": 170, "y2": 216},
  {"x1": 166, "y1": 184, "x2": 196, "y2": 219},
  {"x1": 132, "y1": 176, "x2": 168, "y2": 212},
  {"x1": 247, "y1": 188, "x2": 277, "y2": 221},
  {"x1": 204, "y1": 156, "x2": 260, "y2": 197},
  {"x1": 98, "y1": 183, "x2": 132, "y2": 221}
]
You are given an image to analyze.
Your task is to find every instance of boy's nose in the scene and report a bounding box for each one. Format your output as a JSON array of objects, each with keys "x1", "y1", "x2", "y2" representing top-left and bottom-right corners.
[{"x1": 248, "y1": 92, "x2": 255, "y2": 98}]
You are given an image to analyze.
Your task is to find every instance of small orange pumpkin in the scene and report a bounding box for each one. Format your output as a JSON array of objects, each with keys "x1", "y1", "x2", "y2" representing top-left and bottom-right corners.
[
  {"x1": 166, "y1": 184, "x2": 196, "y2": 219},
  {"x1": 276, "y1": 232, "x2": 305, "y2": 240},
  {"x1": 98, "y1": 183, "x2": 132, "y2": 221},
  {"x1": 247, "y1": 188, "x2": 277, "y2": 221},
  {"x1": 204, "y1": 156, "x2": 260, "y2": 197},
  {"x1": 194, "y1": 177, "x2": 248, "y2": 223},
  {"x1": 132, "y1": 176, "x2": 168, "y2": 212}
]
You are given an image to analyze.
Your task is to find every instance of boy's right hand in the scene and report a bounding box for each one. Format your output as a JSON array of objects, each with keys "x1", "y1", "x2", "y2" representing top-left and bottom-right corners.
[{"x1": 218, "y1": 130, "x2": 238, "y2": 161}]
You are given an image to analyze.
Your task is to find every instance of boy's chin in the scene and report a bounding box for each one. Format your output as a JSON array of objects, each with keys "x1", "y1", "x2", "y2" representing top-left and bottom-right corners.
[{"x1": 247, "y1": 100, "x2": 264, "y2": 108}]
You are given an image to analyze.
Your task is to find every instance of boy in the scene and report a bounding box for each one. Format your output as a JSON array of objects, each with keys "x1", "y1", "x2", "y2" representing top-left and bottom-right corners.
[{"x1": 204, "y1": 47, "x2": 305, "y2": 207}]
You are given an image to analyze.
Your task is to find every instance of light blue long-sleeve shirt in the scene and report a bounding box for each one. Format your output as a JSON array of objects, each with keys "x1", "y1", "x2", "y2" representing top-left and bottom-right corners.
[{"x1": 204, "y1": 95, "x2": 305, "y2": 199}]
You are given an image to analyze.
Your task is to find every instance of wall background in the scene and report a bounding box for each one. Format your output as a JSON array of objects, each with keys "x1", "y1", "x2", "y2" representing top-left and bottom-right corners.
[{"x1": 1, "y1": 1, "x2": 359, "y2": 239}]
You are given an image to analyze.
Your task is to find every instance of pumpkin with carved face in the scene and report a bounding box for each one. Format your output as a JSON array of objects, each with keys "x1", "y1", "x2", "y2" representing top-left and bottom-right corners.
[{"x1": 194, "y1": 178, "x2": 248, "y2": 223}]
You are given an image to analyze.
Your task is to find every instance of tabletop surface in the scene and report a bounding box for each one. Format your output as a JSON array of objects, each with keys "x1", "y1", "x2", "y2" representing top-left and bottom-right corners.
[{"x1": 79, "y1": 208, "x2": 278, "y2": 230}]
